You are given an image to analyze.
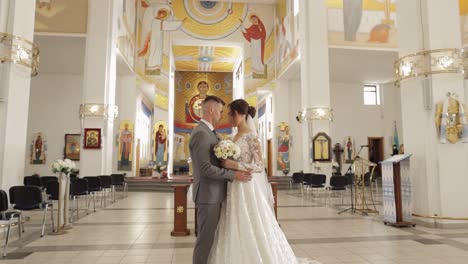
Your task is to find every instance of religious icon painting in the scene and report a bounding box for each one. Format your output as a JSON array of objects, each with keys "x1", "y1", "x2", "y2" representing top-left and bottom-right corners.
[
  {"x1": 277, "y1": 122, "x2": 291, "y2": 172},
  {"x1": 312, "y1": 132, "x2": 331, "y2": 162},
  {"x1": 344, "y1": 136, "x2": 356, "y2": 163},
  {"x1": 84, "y1": 128, "x2": 101, "y2": 149},
  {"x1": 64, "y1": 134, "x2": 80, "y2": 161},
  {"x1": 30, "y1": 132, "x2": 47, "y2": 164},
  {"x1": 153, "y1": 121, "x2": 168, "y2": 166},
  {"x1": 118, "y1": 121, "x2": 133, "y2": 171}
]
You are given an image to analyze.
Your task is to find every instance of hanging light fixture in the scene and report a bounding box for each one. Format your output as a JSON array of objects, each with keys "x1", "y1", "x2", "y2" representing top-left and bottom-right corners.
[{"x1": 296, "y1": 107, "x2": 333, "y2": 123}]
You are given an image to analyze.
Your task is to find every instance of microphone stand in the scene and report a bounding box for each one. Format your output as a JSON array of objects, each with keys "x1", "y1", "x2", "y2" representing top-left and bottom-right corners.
[{"x1": 338, "y1": 145, "x2": 368, "y2": 215}]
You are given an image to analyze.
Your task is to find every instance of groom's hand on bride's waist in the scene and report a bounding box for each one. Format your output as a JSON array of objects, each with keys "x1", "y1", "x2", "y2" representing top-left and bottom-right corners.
[{"x1": 233, "y1": 171, "x2": 252, "y2": 182}]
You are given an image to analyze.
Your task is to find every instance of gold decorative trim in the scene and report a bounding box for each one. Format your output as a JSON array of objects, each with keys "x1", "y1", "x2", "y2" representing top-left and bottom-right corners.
[
  {"x1": 297, "y1": 107, "x2": 333, "y2": 123},
  {"x1": 0, "y1": 32, "x2": 39, "y2": 76},
  {"x1": 79, "y1": 104, "x2": 118, "y2": 119},
  {"x1": 394, "y1": 48, "x2": 466, "y2": 86}
]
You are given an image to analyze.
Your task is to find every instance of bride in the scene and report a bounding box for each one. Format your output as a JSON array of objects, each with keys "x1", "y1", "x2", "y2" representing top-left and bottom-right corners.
[{"x1": 207, "y1": 99, "x2": 319, "y2": 264}]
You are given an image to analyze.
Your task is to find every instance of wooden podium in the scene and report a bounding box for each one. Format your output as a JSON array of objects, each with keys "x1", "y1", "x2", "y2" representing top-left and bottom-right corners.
[
  {"x1": 171, "y1": 185, "x2": 191, "y2": 236},
  {"x1": 381, "y1": 154, "x2": 415, "y2": 227},
  {"x1": 270, "y1": 182, "x2": 278, "y2": 219}
]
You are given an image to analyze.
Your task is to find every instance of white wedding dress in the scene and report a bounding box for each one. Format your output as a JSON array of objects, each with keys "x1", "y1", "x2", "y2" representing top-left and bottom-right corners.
[{"x1": 207, "y1": 131, "x2": 320, "y2": 264}]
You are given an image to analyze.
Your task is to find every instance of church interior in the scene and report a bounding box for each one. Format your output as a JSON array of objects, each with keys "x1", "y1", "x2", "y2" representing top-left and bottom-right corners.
[{"x1": 0, "y1": 0, "x2": 468, "y2": 263}]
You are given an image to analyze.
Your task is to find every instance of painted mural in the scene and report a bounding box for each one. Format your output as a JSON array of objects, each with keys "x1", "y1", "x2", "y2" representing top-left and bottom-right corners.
[
  {"x1": 277, "y1": 122, "x2": 291, "y2": 173},
  {"x1": 276, "y1": 0, "x2": 299, "y2": 77},
  {"x1": 153, "y1": 121, "x2": 168, "y2": 165},
  {"x1": 117, "y1": 120, "x2": 134, "y2": 171},
  {"x1": 117, "y1": 0, "x2": 137, "y2": 69},
  {"x1": 35, "y1": 0, "x2": 88, "y2": 33},
  {"x1": 326, "y1": 0, "x2": 397, "y2": 49},
  {"x1": 174, "y1": 71, "x2": 233, "y2": 161}
]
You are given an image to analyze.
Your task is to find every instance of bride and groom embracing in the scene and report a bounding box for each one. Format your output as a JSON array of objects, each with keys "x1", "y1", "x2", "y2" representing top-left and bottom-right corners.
[{"x1": 189, "y1": 96, "x2": 319, "y2": 264}]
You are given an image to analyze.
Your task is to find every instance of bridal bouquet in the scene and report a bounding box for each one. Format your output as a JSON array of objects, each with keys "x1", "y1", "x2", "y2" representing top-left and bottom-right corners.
[
  {"x1": 214, "y1": 140, "x2": 241, "y2": 160},
  {"x1": 51, "y1": 159, "x2": 76, "y2": 174}
]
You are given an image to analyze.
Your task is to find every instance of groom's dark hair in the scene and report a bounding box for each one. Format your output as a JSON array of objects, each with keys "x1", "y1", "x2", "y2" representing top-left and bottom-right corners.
[{"x1": 203, "y1": 95, "x2": 225, "y2": 106}]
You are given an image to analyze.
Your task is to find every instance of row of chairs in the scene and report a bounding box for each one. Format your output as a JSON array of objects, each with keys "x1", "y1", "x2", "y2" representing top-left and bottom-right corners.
[
  {"x1": 0, "y1": 186, "x2": 54, "y2": 257},
  {"x1": 290, "y1": 172, "x2": 350, "y2": 203}
]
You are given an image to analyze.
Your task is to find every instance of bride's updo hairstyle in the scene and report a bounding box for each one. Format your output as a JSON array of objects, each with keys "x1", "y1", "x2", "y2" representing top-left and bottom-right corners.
[{"x1": 228, "y1": 99, "x2": 256, "y2": 120}]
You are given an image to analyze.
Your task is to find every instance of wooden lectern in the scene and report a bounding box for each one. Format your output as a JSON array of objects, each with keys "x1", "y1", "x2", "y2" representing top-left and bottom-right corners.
[
  {"x1": 381, "y1": 154, "x2": 415, "y2": 227},
  {"x1": 171, "y1": 185, "x2": 191, "y2": 236},
  {"x1": 270, "y1": 182, "x2": 278, "y2": 219}
]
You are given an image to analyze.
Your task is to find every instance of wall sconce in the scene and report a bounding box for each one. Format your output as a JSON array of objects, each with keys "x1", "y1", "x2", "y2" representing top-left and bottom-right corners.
[
  {"x1": 0, "y1": 32, "x2": 39, "y2": 76},
  {"x1": 296, "y1": 107, "x2": 333, "y2": 123},
  {"x1": 394, "y1": 48, "x2": 463, "y2": 86}
]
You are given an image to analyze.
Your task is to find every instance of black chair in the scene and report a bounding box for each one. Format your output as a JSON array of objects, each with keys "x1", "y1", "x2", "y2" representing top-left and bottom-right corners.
[
  {"x1": 83, "y1": 177, "x2": 101, "y2": 212},
  {"x1": 290, "y1": 172, "x2": 304, "y2": 194},
  {"x1": 45, "y1": 181, "x2": 59, "y2": 201},
  {"x1": 9, "y1": 186, "x2": 54, "y2": 237},
  {"x1": 70, "y1": 178, "x2": 89, "y2": 221},
  {"x1": 110, "y1": 174, "x2": 128, "y2": 201},
  {"x1": 0, "y1": 190, "x2": 22, "y2": 257},
  {"x1": 98, "y1": 176, "x2": 112, "y2": 206},
  {"x1": 327, "y1": 176, "x2": 348, "y2": 205},
  {"x1": 305, "y1": 174, "x2": 326, "y2": 197},
  {"x1": 23, "y1": 176, "x2": 41, "y2": 188},
  {"x1": 40, "y1": 176, "x2": 58, "y2": 191}
]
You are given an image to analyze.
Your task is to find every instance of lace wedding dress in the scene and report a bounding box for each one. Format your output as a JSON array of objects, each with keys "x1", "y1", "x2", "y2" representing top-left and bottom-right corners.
[{"x1": 208, "y1": 132, "x2": 320, "y2": 264}]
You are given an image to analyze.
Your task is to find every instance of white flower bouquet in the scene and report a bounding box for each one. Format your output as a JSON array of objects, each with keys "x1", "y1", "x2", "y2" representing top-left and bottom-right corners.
[
  {"x1": 51, "y1": 159, "x2": 76, "y2": 174},
  {"x1": 332, "y1": 161, "x2": 339, "y2": 168},
  {"x1": 214, "y1": 140, "x2": 241, "y2": 160}
]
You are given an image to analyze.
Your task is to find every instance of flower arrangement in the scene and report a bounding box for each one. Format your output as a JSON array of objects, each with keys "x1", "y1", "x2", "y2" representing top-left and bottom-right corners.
[
  {"x1": 51, "y1": 159, "x2": 76, "y2": 174},
  {"x1": 332, "y1": 161, "x2": 339, "y2": 169},
  {"x1": 313, "y1": 161, "x2": 321, "y2": 173},
  {"x1": 214, "y1": 140, "x2": 241, "y2": 160},
  {"x1": 153, "y1": 162, "x2": 167, "y2": 173}
]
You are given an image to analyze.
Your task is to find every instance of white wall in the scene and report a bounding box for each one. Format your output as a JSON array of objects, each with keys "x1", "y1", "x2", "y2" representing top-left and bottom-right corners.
[
  {"x1": 330, "y1": 82, "x2": 403, "y2": 161},
  {"x1": 272, "y1": 80, "x2": 402, "y2": 176},
  {"x1": 25, "y1": 74, "x2": 83, "y2": 176}
]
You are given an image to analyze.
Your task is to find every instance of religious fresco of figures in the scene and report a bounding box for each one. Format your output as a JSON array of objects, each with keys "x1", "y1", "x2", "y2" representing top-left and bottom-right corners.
[
  {"x1": 153, "y1": 121, "x2": 168, "y2": 166},
  {"x1": 117, "y1": 0, "x2": 137, "y2": 69},
  {"x1": 275, "y1": 0, "x2": 299, "y2": 76},
  {"x1": 117, "y1": 121, "x2": 134, "y2": 171},
  {"x1": 30, "y1": 132, "x2": 47, "y2": 164},
  {"x1": 460, "y1": 0, "x2": 468, "y2": 46},
  {"x1": 344, "y1": 136, "x2": 357, "y2": 163},
  {"x1": 35, "y1": 0, "x2": 88, "y2": 33},
  {"x1": 277, "y1": 122, "x2": 291, "y2": 173},
  {"x1": 326, "y1": 0, "x2": 397, "y2": 49},
  {"x1": 170, "y1": 0, "x2": 275, "y2": 85},
  {"x1": 136, "y1": 1, "x2": 184, "y2": 76}
]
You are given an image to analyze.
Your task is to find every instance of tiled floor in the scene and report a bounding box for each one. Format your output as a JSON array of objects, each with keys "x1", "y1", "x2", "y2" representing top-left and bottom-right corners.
[{"x1": 1, "y1": 189, "x2": 468, "y2": 263}]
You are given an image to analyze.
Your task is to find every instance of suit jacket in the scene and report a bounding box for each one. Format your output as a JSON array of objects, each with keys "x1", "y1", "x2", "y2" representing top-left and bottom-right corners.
[{"x1": 189, "y1": 122, "x2": 234, "y2": 204}]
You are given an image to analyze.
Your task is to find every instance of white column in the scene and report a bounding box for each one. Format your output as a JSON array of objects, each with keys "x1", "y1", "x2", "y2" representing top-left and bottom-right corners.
[
  {"x1": 298, "y1": 0, "x2": 332, "y2": 173},
  {"x1": 0, "y1": 0, "x2": 36, "y2": 190},
  {"x1": 80, "y1": 0, "x2": 118, "y2": 176},
  {"x1": 396, "y1": 0, "x2": 468, "y2": 219}
]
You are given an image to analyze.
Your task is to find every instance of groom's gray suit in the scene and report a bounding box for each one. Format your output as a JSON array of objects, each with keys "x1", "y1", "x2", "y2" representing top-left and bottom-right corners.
[{"x1": 190, "y1": 121, "x2": 234, "y2": 264}]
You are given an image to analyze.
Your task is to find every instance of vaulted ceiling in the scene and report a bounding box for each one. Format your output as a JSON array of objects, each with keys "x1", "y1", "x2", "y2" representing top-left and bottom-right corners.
[{"x1": 172, "y1": 45, "x2": 241, "y2": 72}]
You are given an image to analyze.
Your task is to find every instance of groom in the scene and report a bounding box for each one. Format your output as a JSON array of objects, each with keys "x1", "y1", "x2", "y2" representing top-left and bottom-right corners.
[{"x1": 190, "y1": 96, "x2": 252, "y2": 264}]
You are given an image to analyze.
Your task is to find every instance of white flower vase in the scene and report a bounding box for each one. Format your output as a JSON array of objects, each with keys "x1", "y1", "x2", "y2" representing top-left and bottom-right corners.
[{"x1": 62, "y1": 173, "x2": 72, "y2": 229}]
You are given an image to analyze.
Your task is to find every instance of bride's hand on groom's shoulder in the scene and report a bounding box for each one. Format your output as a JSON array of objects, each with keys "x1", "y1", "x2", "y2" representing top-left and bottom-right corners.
[{"x1": 221, "y1": 159, "x2": 238, "y2": 170}]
